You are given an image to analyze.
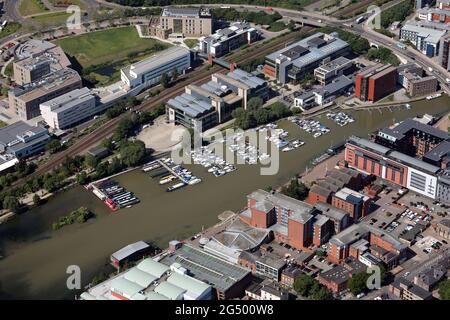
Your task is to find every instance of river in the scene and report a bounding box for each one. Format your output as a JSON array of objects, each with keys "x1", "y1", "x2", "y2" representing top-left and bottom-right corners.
[{"x1": 0, "y1": 97, "x2": 449, "y2": 299}]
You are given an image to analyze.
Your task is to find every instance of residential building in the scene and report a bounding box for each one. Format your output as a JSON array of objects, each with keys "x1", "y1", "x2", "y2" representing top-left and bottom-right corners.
[
  {"x1": 245, "y1": 280, "x2": 292, "y2": 300},
  {"x1": 439, "y1": 34, "x2": 450, "y2": 71},
  {"x1": 294, "y1": 75, "x2": 354, "y2": 110},
  {"x1": 314, "y1": 202, "x2": 351, "y2": 234},
  {"x1": 263, "y1": 32, "x2": 350, "y2": 84},
  {"x1": 400, "y1": 23, "x2": 445, "y2": 57},
  {"x1": 314, "y1": 56, "x2": 353, "y2": 85},
  {"x1": 199, "y1": 22, "x2": 258, "y2": 58},
  {"x1": 167, "y1": 69, "x2": 268, "y2": 131},
  {"x1": 8, "y1": 68, "x2": 82, "y2": 120},
  {"x1": 414, "y1": 257, "x2": 449, "y2": 291},
  {"x1": 152, "y1": 7, "x2": 213, "y2": 38},
  {"x1": 318, "y1": 257, "x2": 367, "y2": 293},
  {"x1": 80, "y1": 257, "x2": 214, "y2": 300},
  {"x1": 397, "y1": 64, "x2": 438, "y2": 97},
  {"x1": 39, "y1": 88, "x2": 99, "y2": 130},
  {"x1": 346, "y1": 135, "x2": 442, "y2": 200},
  {"x1": 0, "y1": 121, "x2": 51, "y2": 159},
  {"x1": 355, "y1": 64, "x2": 397, "y2": 102},
  {"x1": 389, "y1": 278, "x2": 433, "y2": 300},
  {"x1": 331, "y1": 187, "x2": 372, "y2": 220},
  {"x1": 280, "y1": 265, "x2": 302, "y2": 287},
  {"x1": 120, "y1": 46, "x2": 191, "y2": 92}
]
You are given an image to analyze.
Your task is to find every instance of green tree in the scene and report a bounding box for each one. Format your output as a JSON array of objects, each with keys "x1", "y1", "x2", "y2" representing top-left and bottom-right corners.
[
  {"x1": 76, "y1": 172, "x2": 88, "y2": 185},
  {"x1": 84, "y1": 154, "x2": 98, "y2": 169},
  {"x1": 247, "y1": 97, "x2": 264, "y2": 111},
  {"x1": 45, "y1": 140, "x2": 62, "y2": 154},
  {"x1": 309, "y1": 286, "x2": 332, "y2": 300},
  {"x1": 438, "y1": 279, "x2": 450, "y2": 300},
  {"x1": 281, "y1": 179, "x2": 309, "y2": 201},
  {"x1": 172, "y1": 66, "x2": 179, "y2": 81},
  {"x1": 348, "y1": 272, "x2": 370, "y2": 296},
  {"x1": 294, "y1": 274, "x2": 315, "y2": 296},
  {"x1": 32, "y1": 194, "x2": 41, "y2": 206},
  {"x1": 120, "y1": 140, "x2": 146, "y2": 167},
  {"x1": 3, "y1": 196, "x2": 20, "y2": 213},
  {"x1": 161, "y1": 72, "x2": 169, "y2": 88}
]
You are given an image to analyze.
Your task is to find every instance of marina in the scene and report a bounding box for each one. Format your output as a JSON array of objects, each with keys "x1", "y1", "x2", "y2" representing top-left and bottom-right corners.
[
  {"x1": 290, "y1": 117, "x2": 331, "y2": 138},
  {"x1": 326, "y1": 112, "x2": 355, "y2": 127},
  {"x1": 87, "y1": 180, "x2": 140, "y2": 211}
]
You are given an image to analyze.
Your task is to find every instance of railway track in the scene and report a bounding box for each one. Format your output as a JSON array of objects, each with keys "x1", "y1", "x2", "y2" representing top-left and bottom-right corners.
[{"x1": 15, "y1": 29, "x2": 308, "y2": 185}]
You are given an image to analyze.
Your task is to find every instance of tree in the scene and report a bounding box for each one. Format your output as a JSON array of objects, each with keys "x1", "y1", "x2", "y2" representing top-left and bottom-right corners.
[
  {"x1": 348, "y1": 272, "x2": 370, "y2": 296},
  {"x1": 281, "y1": 179, "x2": 309, "y2": 201},
  {"x1": 294, "y1": 274, "x2": 315, "y2": 297},
  {"x1": 120, "y1": 140, "x2": 146, "y2": 167},
  {"x1": 45, "y1": 140, "x2": 62, "y2": 154},
  {"x1": 3, "y1": 196, "x2": 20, "y2": 213},
  {"x1": 84, "y1": 154, "x2": 98, "y2": 169},
  {"x1": 172, "y1": 66, "x2": 179, "y2": 81},
  {"x1": 76, "y1": 172, "x2": 88, "y2": 185},
  {"x1": 33, "y1": 194, "x2": 41, "y2": 206},
  {"x1": 439, "y1": 280, "x2": 450, "y2": 300},
  {"x1": 309, "y1": 286, "x2": 332, "y2": 300},
  {"x1": 161, "y1": 72, "x2": 169, "y2": 88},
  {"x1": 247, "y1": 97, "x2": 263, "y2": 111}
]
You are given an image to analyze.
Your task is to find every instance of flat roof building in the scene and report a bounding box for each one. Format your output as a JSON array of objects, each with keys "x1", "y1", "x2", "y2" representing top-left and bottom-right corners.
[
  {"x1": 0, "y1": 121, "x2": 50, "y2": 159},
  {"x1": 199, "y1": 22, "x2": 258, "y2": 58},
  {"x1": 355, "y1": 63, "x2": 397, "y2": 102},
  {"x1": 400, "y1": 23, "x2": 446, "y2": 57},
  {"x1": 9, "y1": 68, "x2": 82, "y2": 120},
  {"x1": 121, "y1": 46, "x2": 191, "y2": 92},
  {"x1": 314, "y1": 56, "x2": 353, "y2": 85},
  {"x1": 40, "y1": 87, "x2": 99, "y2": 130},
  {"x1": 397, "y1": 64, "x2": 438, "y2": 97},
  {"x1": 264, "y1": 32, "x2": 350, "y2": 84}
]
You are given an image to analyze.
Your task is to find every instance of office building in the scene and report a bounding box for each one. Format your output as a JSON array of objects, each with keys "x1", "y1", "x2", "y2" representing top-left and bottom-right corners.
[
  {"x1": 294, "y1": 75, "x2": 353, "y2": 109},
  {"x1": 389, "y1": 278, "x2": 433, "y2": 300},
  {"x1": 400, "y1": 23, "x2": 445, "y2": 57},
  {"x1": 0, "y1": 121, "x2": 50, "y2": 159},
  {"x1": 355, "y1": 64, "x2": 397, "y2": 102},
  {"x1": 314, "y1": 56, "x2": 353, "y2": 85},
  {"x1": 166, "y1": 69, "x2": 267, "y2": 131},
  {"x1": 437, "y1": 171, "x2": 450, "y2": 204},
  {"x1": 264, "y1": 32, "x2": 350, "y2": 84},
  {"x1": 121, "y1": 46, "x2": 191, "y2": 92},
  {"x1": 318, "y1": 257, "x2": 367, "y2": 293},
  {"x1": 40, "y1": 88, "x2": 99, "y2": 130},
  {"x1": 13, "y1": 40, "x2": 71, "y2": 86},
  {"x1": 199, "y1": 22, "x2": 258, "y2": 58},
  {"x1": 8, "y1": 68, "x2": 82, "y2": 120},
  {"x1": 397, "y1": 64, "x2": 438, "y2": 97},
  {"x1": 150, "y1": 7, "x2": 213, "y2": 38}
]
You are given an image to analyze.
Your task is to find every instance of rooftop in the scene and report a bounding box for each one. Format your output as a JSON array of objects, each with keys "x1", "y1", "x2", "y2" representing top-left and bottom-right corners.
[
  {"x1": 161, "y1": 7, "x2": 210, "y2": 18},
  {"x1": 39, "y1": 87, "x2": 95, "y2": 114},
  {"x1": 333, "y1": 187, "x2": 370, "y2": 204},
  {"x1": 111, "y1": 241, "x2": 150, "y2": 262},
  {"x1": 0, "y1": 121, "x2": 49, "y2": 153},
  {"x1": 167, "y1": 92, "x2": 216, "y2": 118},
  {"x1": 316, "y1": 56, "x2": 352, "y2": 72},
  {"x1": 401, "y1": 23, "x2": 446, "y2": 44}
]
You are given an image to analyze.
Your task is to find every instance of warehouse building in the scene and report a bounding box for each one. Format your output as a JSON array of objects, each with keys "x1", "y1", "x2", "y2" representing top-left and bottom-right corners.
[
  {"x1": 81, "y1": 257, "x2": 214, "y2": 300},
  {"x1": 400, "y1": 23, "x2": 446, "y2": 57},
  {"x1": 121, "y1": 46, "x2": 191, "y2": 92},
  {"x1": 39, "y1": 87, "x2": 99, "y2": 130},
  {"x1": 0, "y1": 121, "x2": 50, "y2": 159},
  {"x1": 198, "y1": 22, "x2": 258, "y2": 58},
  {"x1": 8, "y1": 68, "x2": 82, "y2": 120},
  {"x1": 355, "y1": 63, "x2": 397, "y2": 102},
  {"x1": 263, "y1": 32, "x2": 350, "y2": 84}
]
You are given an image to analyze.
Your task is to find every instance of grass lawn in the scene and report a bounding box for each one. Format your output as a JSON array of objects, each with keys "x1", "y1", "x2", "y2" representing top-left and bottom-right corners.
[
  {"x1": 269, "y1": 21, "x2": 287, "y2": 32},
  {"x1": 31, "y1": 11, "x2": 71, "y2": 25},
  {"x1": 184, "y1": 39, "x2": 198, "y2": 48},
  {"x1": 19, "y1": 0, "x2": 48, "y2": 16},
  {"x1": 0, "y1": 22, "x2": 21, "y2": 39},
  {"x1": 55, "y1": 26, "x2": 169, "y2": 68}
]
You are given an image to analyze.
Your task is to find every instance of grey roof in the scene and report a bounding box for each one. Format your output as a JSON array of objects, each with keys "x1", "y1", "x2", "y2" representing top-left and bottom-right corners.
[
  {"x1": 314, "y1": 214, "x2": 330, "y2": 227},
  {"x1": 319, "y1": 265, "x2": 350, "y2": 284},
  {"x1": 159, "y1": 244, "x2": 250, "y2": 293},
  {"x1": 347, "y1": 136, "x2": 391, "y2": 155},
  {"x1": 401, "y1": 23, "x2": 446, "y2": 44},
  {"x1": 391, "y1": 278, "x2": 432, "y2": 299},
  {"x1": 0, "y1": 121, "x2": 49, "y2": 153},
  {"x1": 40, "y1": 87, "x2": 94, "y2": 114},
  {"x1": 314, "y1": 202, "x2": 348, "y2": 222},
  {"x1": 226, "y1": 69, "x2": 266, "y2": 89},
  {"x1": 315, "y1": 75, "x2": 353, "y2": 97},
  {"x1": 111, "y1": 241, "x2": 150, "y2": 261},
  {"x1": 122, "y1": 46, "x2": 190, "y2": 80},
  {"x1": 162, "y1": 7, "x2": 202, "y2": 17},
  {"x1": 423, "y1": 141, "x2": 450, "y2": 162},
  {"x1": 266, "y1": 32, "x2": 349, "y2": 70},
  {"x1": 167, "y1": 93, "x2": 216, "y2": 118},
  {"x1": 316, "y1": 56, "x2": 351, "y2": 72},
  {"x1": 379, "y1": 118, "x2": 449, "y2": 142}
]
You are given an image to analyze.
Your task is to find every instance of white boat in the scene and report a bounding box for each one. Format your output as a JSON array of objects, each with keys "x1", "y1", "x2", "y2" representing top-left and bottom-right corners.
[
  {"x1": 166, "y1": 182, "x2": 186, "y2": 192},
  {"x1": 188, "y1": 178, "x2": 202, "y2": 185},
  {"x1": 282, "y1": 146, "x2": 294, "y2": 152}
]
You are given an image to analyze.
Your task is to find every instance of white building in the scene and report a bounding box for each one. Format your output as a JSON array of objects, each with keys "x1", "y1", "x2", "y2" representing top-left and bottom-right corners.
[
  {"x1": 400, "y1": 23, "x2": 446, "y2": 57},
  {"x1": 39, "y1": 87, "x2": 98, "y2": 130},
  {"x1": 120, "y1": 46, "x2": 191, "y2": 91}
]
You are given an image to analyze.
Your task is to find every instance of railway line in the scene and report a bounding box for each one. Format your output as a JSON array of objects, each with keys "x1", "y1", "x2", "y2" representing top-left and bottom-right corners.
[{"x1": 14, "y1": 29, "x2": 309, "y2": 185}]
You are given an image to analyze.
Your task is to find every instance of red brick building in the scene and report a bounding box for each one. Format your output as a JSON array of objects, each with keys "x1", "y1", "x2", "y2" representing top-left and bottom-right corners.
[
  {"x1": 355, "y1": 64, "x2": 397, "y2": 102},
  {"x1": 331, "y1": 187, "x2": 372, "y2": 221}
]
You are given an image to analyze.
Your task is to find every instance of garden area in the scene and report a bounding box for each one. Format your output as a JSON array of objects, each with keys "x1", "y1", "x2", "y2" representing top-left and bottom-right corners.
[{"x1": 54, "y1": 26, "x2": 170, "y2": 86}]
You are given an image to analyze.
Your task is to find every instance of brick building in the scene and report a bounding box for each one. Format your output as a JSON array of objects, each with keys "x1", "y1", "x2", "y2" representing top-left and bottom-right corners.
[
  {"x1": 331, "y1": 187, "x2": 372, "y2": 220},
  {"x1": 355, "y1": 64, "x2": 397, "y2": 102}
]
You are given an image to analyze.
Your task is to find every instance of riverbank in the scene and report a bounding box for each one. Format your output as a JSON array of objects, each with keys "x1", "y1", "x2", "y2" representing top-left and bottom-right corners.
[{"x1": 0, "y1": 97, "x2": 449, "y2": 299}]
